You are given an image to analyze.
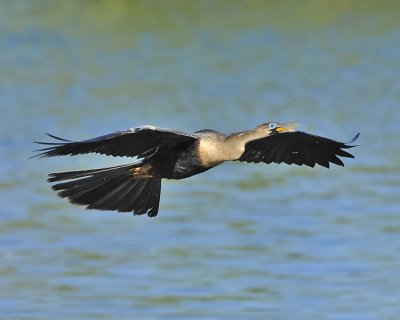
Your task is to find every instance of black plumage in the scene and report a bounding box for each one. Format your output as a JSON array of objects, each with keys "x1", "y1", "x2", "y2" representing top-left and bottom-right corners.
[
  {"x1": 239, "y1": 131, "x2": 359, "y2": 168},
  {"x1": 34, "y1": 123, "x2": 359, "y2": 217}
]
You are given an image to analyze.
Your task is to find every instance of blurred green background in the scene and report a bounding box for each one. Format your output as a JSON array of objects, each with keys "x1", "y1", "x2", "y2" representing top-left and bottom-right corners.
[{"x1": 1, "y1": 1, "x2": 400, "y2": 319}]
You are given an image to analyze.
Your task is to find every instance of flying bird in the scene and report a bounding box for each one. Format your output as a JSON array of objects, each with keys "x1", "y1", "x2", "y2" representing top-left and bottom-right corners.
[{"x1": 34, "y1": 122, "x2": 359, "y2": 217}]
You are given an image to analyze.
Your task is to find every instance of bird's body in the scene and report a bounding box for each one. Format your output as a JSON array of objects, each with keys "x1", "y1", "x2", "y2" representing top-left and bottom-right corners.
[{"x1": 34, "y1": 122, "x2": 359, "y2": 217}]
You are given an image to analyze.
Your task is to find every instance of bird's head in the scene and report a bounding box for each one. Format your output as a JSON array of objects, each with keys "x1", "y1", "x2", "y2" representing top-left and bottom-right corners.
[{"x1": 256, "y1": 122, "x2": 300, "y2": 135}]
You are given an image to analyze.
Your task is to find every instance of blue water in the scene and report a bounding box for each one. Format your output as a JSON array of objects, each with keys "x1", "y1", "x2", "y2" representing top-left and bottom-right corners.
[{"x1": 1, "y1": 1, "x2": 400, "y2": 319}]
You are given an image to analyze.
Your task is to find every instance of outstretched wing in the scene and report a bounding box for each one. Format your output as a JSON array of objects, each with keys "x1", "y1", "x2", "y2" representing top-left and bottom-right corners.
[
  {"x1": 239, "y1": 132, "x2": 359, "y2": 168},
  {"x1": 33, "y1": 125, "x2": 198, "y2": 158}
]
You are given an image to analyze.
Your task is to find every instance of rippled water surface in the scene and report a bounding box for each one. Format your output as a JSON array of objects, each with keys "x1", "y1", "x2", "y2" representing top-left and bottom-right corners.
[{"x1": 1, "y1": 1, "x2": 400, "y2": 319}]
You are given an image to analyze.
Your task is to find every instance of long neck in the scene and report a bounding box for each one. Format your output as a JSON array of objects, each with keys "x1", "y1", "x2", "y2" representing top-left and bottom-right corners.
[
  {"x1": 225, "y1": 127, "x2": 269, "y2": 145},
  {"x1": 195, "y1": 126, "x2": 270, "y2": 165},
  {"x1": 213, "y1": 127, "x2": 268, "y2": 161}
]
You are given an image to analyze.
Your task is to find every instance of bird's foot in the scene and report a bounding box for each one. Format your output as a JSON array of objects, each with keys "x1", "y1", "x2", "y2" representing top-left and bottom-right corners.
[{"x1": 130, "y1": 165, "x2": 154, "y2": 178}]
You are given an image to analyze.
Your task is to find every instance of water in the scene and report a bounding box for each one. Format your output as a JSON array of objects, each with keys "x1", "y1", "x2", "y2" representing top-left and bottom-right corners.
[{"x1": 1, "y1": 1, "x2": 400, "y2": 319}]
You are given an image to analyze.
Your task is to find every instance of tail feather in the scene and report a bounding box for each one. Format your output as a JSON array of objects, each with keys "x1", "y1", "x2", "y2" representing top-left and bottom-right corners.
[
  {"x1": 65, "y1": 174, "x2": 128, "y2": 207},
  {"x1": 53, "y1": 166, "x2": 128, "y2": 201},
  {"x1": 49, "y1": 163, "x2": 162, "y2": 217},
  {"x1": 147, "y1": 179, "x2": 161, "y2": 217},
  {"x1": 135, "y1": 180, "x2": 159, "y2": 216},
  {"x1": 87, "y1": 177, "x2": 136, "y2": 211},
  {"x1": 118, "y1": 180, "x2": 148, "y2": 213},
  {"x1": 48, "y1": 164, "x2": 134, "y2": 182},
  {"x1": 97, "y1": 177, "x2": 144, "y2": 212}
]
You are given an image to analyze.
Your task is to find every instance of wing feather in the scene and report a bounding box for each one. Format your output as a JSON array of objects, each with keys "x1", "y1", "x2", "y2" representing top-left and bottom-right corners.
[
  {"x1": 33, "y1": 125, "x2": 197, "y2": 159},
  {"x1": 239, "y1": 131, "x2": 359, "y2": 168}
]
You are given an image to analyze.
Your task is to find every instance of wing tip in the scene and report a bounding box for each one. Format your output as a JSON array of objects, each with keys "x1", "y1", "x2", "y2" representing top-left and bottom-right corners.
[
  {"x1": 347, "y1": 132, "x2": 360, "y2": 144},
  {"x1": 45, "y1": 132, "x2": 74, "y2": 142}
]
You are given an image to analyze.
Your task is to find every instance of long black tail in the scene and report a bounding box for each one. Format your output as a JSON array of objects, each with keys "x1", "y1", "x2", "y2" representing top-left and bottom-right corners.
[{"x1": 48, "y1": 163, "x2": 161, "y2": 217}]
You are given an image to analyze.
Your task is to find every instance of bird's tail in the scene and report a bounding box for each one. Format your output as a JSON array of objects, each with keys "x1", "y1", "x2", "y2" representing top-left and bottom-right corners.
[{"x1": 48, "y1": 163, "x2": 161, "y2": 217}]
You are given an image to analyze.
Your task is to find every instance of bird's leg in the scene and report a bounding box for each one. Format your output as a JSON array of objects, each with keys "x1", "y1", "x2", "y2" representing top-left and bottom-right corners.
[{"x1": 130, "y1": 163, "x2": 154, "y2": 178}]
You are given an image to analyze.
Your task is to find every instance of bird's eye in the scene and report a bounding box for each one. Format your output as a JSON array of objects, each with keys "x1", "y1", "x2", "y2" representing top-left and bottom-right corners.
[{"x1": 268, "y1": 123, "x2": 278, "y2": 130}]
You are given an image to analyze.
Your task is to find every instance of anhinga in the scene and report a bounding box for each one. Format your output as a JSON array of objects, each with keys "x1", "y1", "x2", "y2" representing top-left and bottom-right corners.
[{"x1": 34, "y1": 122, "x2": 359, "y2": 217}]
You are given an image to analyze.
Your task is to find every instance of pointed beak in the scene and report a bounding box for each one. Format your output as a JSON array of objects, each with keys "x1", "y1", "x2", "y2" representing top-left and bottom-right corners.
[{"x1": 276, "y1": 122, "x2": 301, "y2": 133}]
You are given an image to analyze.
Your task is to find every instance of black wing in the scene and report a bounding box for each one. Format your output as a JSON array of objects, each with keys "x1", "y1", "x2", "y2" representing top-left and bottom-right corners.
[
  {"x1": 239, "y1": 132, "x2": 359, "y2": 168},
  {"x1": 33, "y1": 125, "x2": 198, "y2": 158}
]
